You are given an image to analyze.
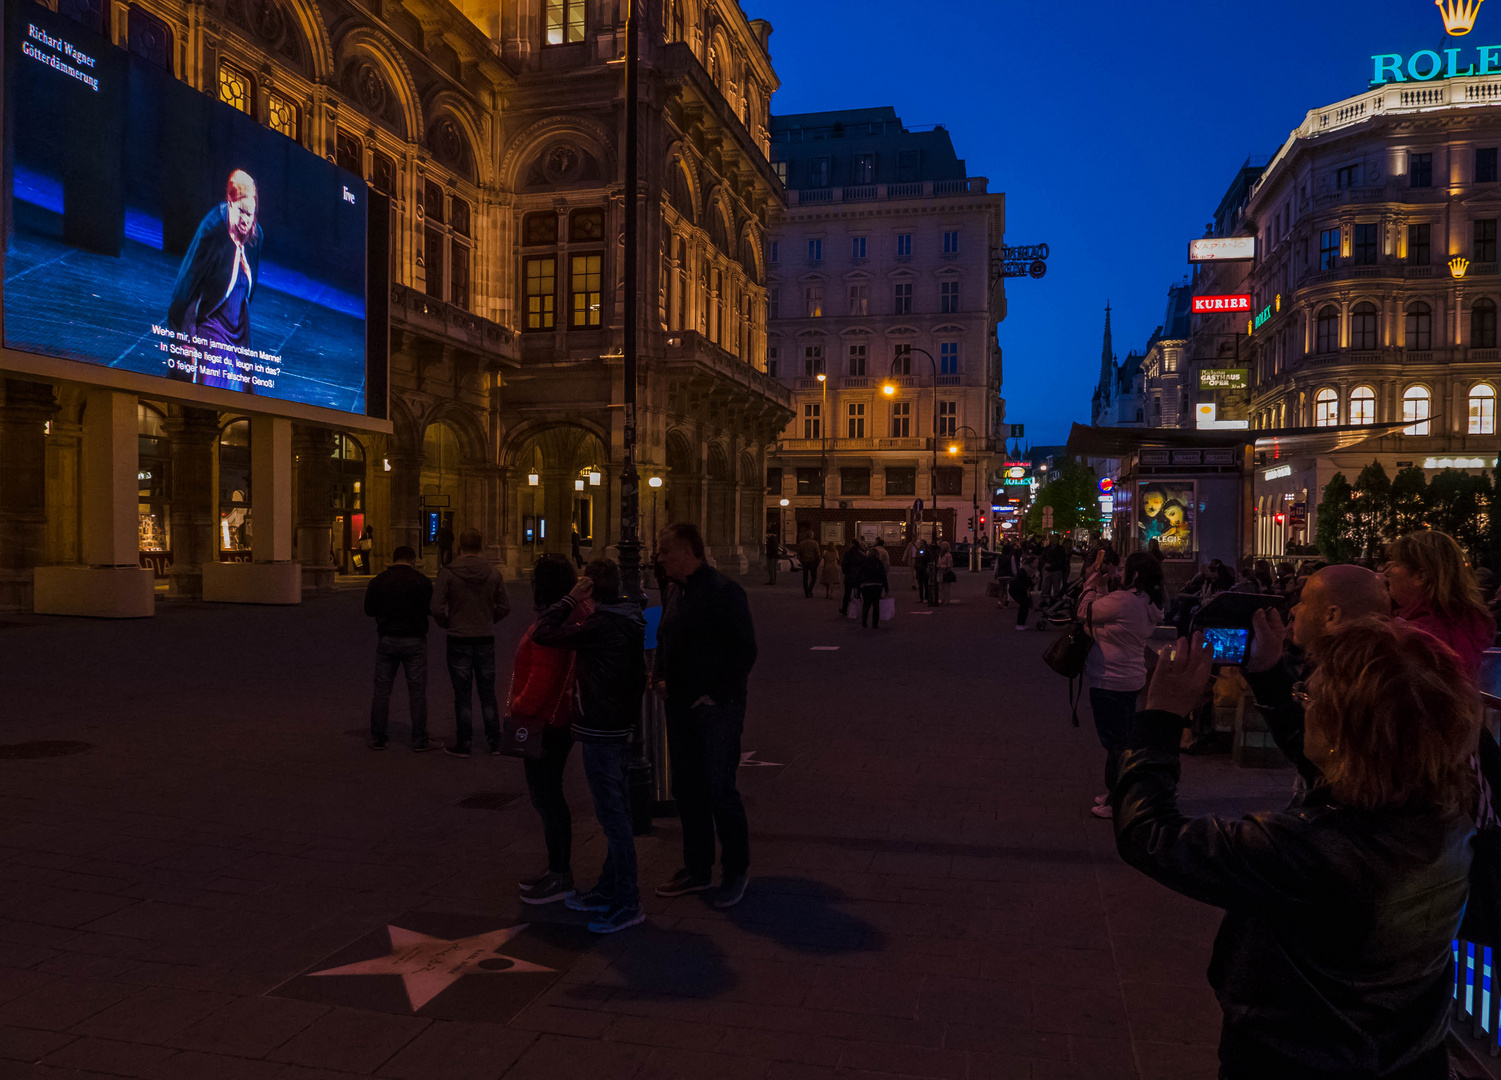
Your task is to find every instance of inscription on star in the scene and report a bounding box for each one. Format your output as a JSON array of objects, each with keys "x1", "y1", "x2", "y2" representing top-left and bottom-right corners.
[{"x1": 309, "y1": 924, "x2": 555, "y2": 1011}]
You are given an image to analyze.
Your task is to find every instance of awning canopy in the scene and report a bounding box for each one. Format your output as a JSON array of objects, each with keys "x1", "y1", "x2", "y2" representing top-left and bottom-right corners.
[{"x1": 1065, "y1": 420, "x2": 1416, "y2": 462}]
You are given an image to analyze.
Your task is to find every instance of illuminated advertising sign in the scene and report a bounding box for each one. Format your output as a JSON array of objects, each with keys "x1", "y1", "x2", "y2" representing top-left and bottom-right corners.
[
  {"x1": 1253, "y1": 303, "x2": 1275, "y2": 330},
  {"x1": 1371, "y1": 0, "x2": 1495, "y2": 85},
  {"x1": 1200, "y1": 368, "x2": 1249, "y2": 390},
  {"x1": 1191, "y1": 294, "x2": 1251, "y2": 314},
  {"x1": 1098, "y1": 477, "x2": 1114, "y2": 494},
  {"x1": 5, "y1": 3, "x2": 375, "y2": 416},
  {"x1": 1188, "y1": 237, "x2": 1255, "y2": 263}
]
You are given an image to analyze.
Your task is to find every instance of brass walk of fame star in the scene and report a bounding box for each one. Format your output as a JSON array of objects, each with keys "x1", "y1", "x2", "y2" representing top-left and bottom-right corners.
[{"x1": 309, "y1": 924, "x2": 555, "y2": 1011}]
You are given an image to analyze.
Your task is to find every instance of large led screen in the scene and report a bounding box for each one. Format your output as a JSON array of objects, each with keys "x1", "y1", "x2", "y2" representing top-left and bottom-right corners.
[{"x1": 3, "y1": 1, "x2": 370, "y2": 414}]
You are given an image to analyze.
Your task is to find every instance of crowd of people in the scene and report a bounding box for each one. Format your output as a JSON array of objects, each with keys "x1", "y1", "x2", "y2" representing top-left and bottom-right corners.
[
  {"x1": 1061, "y1": 526, "x2": 1499, "y2": 1077},
  {"x1": 362, "y1": 522, "x2": 757, "y2": 934}
]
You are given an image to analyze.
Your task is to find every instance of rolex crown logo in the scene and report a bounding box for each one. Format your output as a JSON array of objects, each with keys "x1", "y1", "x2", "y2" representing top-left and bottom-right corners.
[
  {"x1": 1451, "y1": 256, "x2": 1471, "y2": 278},
  {"x1": 1438, "y1": 0, "x2": 1484, "y2": 35}
]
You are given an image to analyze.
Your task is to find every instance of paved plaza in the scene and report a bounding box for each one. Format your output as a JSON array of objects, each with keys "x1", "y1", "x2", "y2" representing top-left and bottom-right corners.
[{"x1": 0, "y1": 570, "x2": 1291, "y2": 1079}]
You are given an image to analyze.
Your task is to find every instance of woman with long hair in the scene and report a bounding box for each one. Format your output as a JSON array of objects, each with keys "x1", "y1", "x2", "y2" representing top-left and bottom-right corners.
[
  {"x1": 1078, "y1": 550, "x2": 1164, "y2": 819},
  {"x1": 1118, "y1": 619, "x2": 1477, "y2": 1077},
  {"x1": 1385, "y1": 529, "x2": 1496, "y2": 678},
  {"x1": 511, "y1": 554, "x2": 588, "y2": 906}
]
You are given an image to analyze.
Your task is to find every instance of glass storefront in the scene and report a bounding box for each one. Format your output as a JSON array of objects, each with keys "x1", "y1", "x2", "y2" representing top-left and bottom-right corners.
[
  {"x1": 219, "y1": 420, "x2": 252, "y2": 558},
  {"x1": 137, "y1": 405, "x2": 171, "y2": 559}
]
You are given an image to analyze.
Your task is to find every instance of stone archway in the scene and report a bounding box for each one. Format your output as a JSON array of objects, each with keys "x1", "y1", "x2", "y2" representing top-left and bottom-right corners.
[
  {"x1": 664, "y1": 428, "x2": 699, "y2": 535},
  {"x1": 506, "y1": 424, "x2": 610, "y2": 565}
]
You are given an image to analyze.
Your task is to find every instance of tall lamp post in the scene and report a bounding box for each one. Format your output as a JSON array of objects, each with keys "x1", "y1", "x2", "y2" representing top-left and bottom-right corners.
[
  {"x1": 647, "y1": 475, "x2": 663, "y2": 571},
  {"x1": 947, "y1": 424, "x2": 984, "y2": 572},
  {"x1": 883, "y1": 346, "x2": 940, "y2": 543},
  {"x1": 617, "y1": 0, "x2": 644, "y2": 603},
  {"x1": 816, "y1": 371, "x2": 827, "y2": 511}
]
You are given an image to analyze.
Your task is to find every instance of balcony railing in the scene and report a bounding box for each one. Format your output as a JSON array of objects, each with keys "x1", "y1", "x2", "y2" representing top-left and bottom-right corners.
[
  {"x1": 786, "y1": 177, "x2": 990, "y2": 206},
  {"x1": 777, "y1": 436, "x2": 931, "y2": 452},
  {"x1": 391, "y1": 283, "x2": 514, "y2": 365}
]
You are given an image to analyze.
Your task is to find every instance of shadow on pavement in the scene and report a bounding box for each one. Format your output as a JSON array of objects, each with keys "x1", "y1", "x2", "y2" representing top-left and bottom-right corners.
[
  {"x1": 723, "y1": 875, "x2": 888, "y2": 954},
  {"x1": 578, "y1": 924, "x2": 737, "y2": 1000}
]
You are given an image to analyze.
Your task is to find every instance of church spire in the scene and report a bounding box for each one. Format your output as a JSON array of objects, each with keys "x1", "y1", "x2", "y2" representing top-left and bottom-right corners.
[{"x1": 1097, "y1": 302, "x2": 1114, "y2": 400}]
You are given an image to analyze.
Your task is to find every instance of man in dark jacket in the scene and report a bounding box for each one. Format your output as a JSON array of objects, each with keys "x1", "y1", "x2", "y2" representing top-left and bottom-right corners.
[
  {"x1": 764, "y1": 530, "x2": 780, "y2": 586},
  {"x1": 531, "y1": 559, "x2": 647, "y2": 934},
  {"x1": 796, "y1": 531, "x2": 821, "y2": 598},
  {"x1": 855, "y1": 548, "x2": 889, "y2": 629},
  {"x1": 654, "y1": 523, "x2": 758, "y2": 909},
  {"x1": 364, "y1": 545, "x2": 436, "y2": 751},
  {"x1": 430, "y1": 529, "x2": 511, "y2": 757},
  {"x1": 839, "y1": 539, "x2": 864, "y2": 615}
]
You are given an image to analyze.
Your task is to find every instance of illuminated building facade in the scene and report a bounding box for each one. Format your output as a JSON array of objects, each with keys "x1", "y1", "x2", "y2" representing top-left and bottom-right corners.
[
  {"x1": 763, "y1": 108, "x2": 1006, "y2": 550},
  {"x1": 0, "y1": 0, "x2": 790, "y2": 613},
  {"x1": 1234, "y1": 78, "x2": 1501, "y2": 553}
]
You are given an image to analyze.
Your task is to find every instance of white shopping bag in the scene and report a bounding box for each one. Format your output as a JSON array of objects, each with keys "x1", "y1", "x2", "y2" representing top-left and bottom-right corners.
[
  {"x1": 879, "y1": 597, "x2": 896, "y2": 622},
  {"x1": 847, "y1": 603, "x2": 860, "y2": 621}
]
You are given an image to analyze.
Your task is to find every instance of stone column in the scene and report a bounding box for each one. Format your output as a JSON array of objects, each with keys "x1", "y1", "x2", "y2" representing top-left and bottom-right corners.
[
  {"x1": 163, "y1": 406, "x2": 218, "y2": 600},
  {"x1": 33, "y1": 388, "x2": 155, "y2": 617},
  {"x1": 387, "y1": 452, "x2": 423, "y2": 557},
  {"x1": 294, "y1": 425, "x2": 336, "y2": 595},
  {"x1": 201, "y1": 414, "x2": 300, "y2": 603},
  {"x1": 0, "y1": 380, "x2": 56, "y2": 612}
]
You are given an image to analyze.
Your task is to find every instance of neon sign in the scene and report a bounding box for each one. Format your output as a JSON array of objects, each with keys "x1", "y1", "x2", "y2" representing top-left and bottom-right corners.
[
  {"x1": 1192, "y1": 294, "x2": 1251, "y2": 314},
  {"x1": 1372, "y1": 0, "x2": 1494, "y2": 84},
  {"x1": 1253, "y1": 303, "x2": 1274, "y2": 330}
]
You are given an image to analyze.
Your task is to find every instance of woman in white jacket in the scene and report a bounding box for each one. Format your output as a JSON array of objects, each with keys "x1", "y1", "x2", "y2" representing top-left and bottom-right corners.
[{"x1": 1077, "y1": 551, "x2": 1164, "y2": 819}]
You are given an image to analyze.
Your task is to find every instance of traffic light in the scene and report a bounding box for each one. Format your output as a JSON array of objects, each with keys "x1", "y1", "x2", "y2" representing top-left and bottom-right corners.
[
  {"x1": 979, "y1": 515, "x2": 985, "y2": 525},
  {"x1": 967, "y1": 516, "x2": 975, "y2": 531}
]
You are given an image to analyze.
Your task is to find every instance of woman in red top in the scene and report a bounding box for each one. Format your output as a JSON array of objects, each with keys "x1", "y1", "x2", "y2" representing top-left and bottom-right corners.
[
  {"x1": 1385, "y1": 529, "x2": 1496, "y2": 680},
  {"x1": 514, "y1": 554, "x2": 590, "y2": 905}
]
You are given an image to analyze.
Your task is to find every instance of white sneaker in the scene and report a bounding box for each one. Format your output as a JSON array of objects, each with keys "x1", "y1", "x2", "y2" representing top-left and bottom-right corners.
[
  {"x1": 1014, "y1": 624, "x2": 1028, "y2": 631},
  {"x1": 1090, "y1": 803, "x2": 1113, "y2": 819}
]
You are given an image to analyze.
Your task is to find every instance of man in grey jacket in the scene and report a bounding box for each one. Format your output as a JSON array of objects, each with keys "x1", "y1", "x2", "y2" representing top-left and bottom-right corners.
[{"x1": 430, "y1": 529, "x2": 511, "y2": 757}]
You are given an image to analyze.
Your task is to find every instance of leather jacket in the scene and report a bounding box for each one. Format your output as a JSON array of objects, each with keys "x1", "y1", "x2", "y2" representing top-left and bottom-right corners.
[
  {"x1": 530, "y1": 595, "x2": 646, "y2": 740},
  {"x1": 1114, "y1": 693, "x2": 1472, "y2": 1079}
]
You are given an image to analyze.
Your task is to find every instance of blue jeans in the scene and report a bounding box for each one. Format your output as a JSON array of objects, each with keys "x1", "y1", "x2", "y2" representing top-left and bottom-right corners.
[
  {"x1": 667, "y1": 700, "x2": 749, "y2": 880},
  {"x1": 445, "y1": 637, "x2": 499, "y2": 751},
  {"x1": 371, "y1": 636, "x2": 428, "y2": 744},
  {"x1": 1090, "y1": 687, "x2": 1139, "y2": 792},
  {"x1": 580, "y1": 739, "x2": 638, "y2": 906}
]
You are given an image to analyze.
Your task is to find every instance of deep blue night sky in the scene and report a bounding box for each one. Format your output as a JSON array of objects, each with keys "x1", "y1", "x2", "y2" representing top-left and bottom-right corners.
[{"x1": 748, "y1": 0, "x2": 1466, "y2": 444}]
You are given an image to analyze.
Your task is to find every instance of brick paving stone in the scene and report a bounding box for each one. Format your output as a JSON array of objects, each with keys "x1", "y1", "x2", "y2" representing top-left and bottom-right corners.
[
  {"x1": 374, "y1": 1021, "x2": 534, "y2": 1080},
  {"x1": 0, "y1": 1025, "x2": 76, "y2": 1064},
  {"x1": 168, "y1": 997, "x2": 330, "y2": 1058},
  {"x1": 502, "y1": 1033, "x2": 651, "y2": 1080},
  {"x1": 41, "y1": 1036, "x2": 176, "y2": 1076},
  {"x1": 144, "y1": 1051, "x2": 285, "y2": 1080},
  {"x1": 265, "y1": 1009, "x2": 428, "y2": 1074},
  {"x1": 0, "y1": 977, "x2": 139, "y2": 1032},
  {"x1": 68, "y1": 986, "x2": 237, "y2": 1044}
]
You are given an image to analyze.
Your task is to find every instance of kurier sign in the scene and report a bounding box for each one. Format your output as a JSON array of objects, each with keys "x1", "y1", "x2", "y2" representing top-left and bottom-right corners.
[
  {"x1": 1188, "y1": 237, "x2": 1256, "y2": 263},
  {"x1": 1192, "y1": 295, "x2": 1252, "y2": 314},
  {"x1": 1200, "y1": 368, "x2": 1250, "y2": 390},
  {"x1": 1371, "y1": 0, "x2": 1497, "y2": 85}
]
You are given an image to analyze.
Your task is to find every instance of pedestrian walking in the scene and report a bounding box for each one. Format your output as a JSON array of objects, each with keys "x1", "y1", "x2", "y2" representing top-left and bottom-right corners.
[
  {"x1": 654, "y1": 522, "x2": 758, "y2": 909},
  {"x1": 764, "y1": 529, "x2": 780, "y2": 586},
  {"x1": 913, "y1": 541, "x2": 932, "y2": 605},
  {"x1": 903, "y1": 538, "x2": 920, "y2": 590},
  {"x1": 873, "y1": 537, "x2": 891, "y2": 573},
  {"x1": 1041, "y1": 540, "x2": 1068, "y2": 603},
  {"x1": 937, "y1": 541, "x2": 955, "y2": 605},
  {"x1": 571, "y1": 525, "x2": 584, "y2": 569},
  {"x1": 856, "y1": 546, "x2": 889, "y2": 629},
  {"x1": 357, "y1": 524, "x2": 374, "y2": 573},
  {"x1": 430, "y1": 529, "x2": 511, "y2": 757},
  {"x1": 993, "y1": 543, "x2": 1017, "y2": 609},
  {"x1": 839, "y1": 539, "x2": 864, "y2": 615},
  {"x1": 531, "y1": 559, "x2": 648, "y2": 934},
  {"x1": 436, "y1": 513, "x2": 455, "y2": 567},
  {"x1": 819, "y1": 540, "x2": 842, "y2": 599},
  {"x1": 797, "y1": 531, "x2": 821, "y2": 599},
  {"x1": 1118, "y1": 620, "x2": 1477, "y2": 1078},
  {"x1": 1009, "y1": 555, "x2": 1036, "y2": 630},
  {"x1": 364, "y1": 545, "x2": 437, "y2": 751},
  {"x1": 511, "y1": 555, "x2": 586, "y2": 906},
  {"x1": 1077, "y1": 551, "x2": 1163, "y2": 819}
]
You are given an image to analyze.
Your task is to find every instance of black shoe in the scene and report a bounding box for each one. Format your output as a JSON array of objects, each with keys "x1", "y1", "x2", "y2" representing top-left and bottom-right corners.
[
  {"x1": 411, "y1": 739, "x2": 441, "y2": 752},
  {"x1": 588, "y1": 903, "x2": 645, "y2": 934},
  {"x1": 519, "y1": 870, "x2": 553, "y2": 891},
  {"x1": 520, "y1": 872, "x2": 576, "y2": 905},
  {"x1": 488, "y1": 742, "x2": 502, "y2": 756},
  {"x1": 565, "y1": 888, "x2": 614, "y2": 913},
  {"x1": 713, "y1": 874, "x2": 748, "y2": 909},
  {"x1": 444, "y1": 744, "x2": 472, "y2": 759},
  {"x1": 655, "y1": 869, "x2": 713, "y2": 897},
  {"x1": 368, "y1": 739, "x2": 387, "y2": 751}
]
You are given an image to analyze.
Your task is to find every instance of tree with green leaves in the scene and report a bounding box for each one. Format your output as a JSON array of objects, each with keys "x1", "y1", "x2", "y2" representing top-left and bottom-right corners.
[
  {"x1": 1390, "y1": 467, "x2": 1428, "y2": 537},
  {"x1": 1316, "y1": 472, "x2": 1359, "y2": 563},
  {"x1": 1425, "y1": 469, "x2": 1489, "y2": 553},
  {"x1": 1350, "y1": 461, "x2": 1391, "y2": 559},
  {"x1": 1023, "y1": 458, "x2": 1099, "y2": 536}
]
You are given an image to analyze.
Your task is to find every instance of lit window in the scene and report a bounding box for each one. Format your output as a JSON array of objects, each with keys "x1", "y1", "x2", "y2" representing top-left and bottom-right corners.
[
  {"x1": 804, "y1": 285, "x2": 823, "y2": 318},
  {"x1": 1403, "y1": 385, "x2": 1432, "y2": 435},
  {"x1": 570, "y1": 254, "x2": 602, "y2": 328},
  {"x1": 545, "y1": 0, "x2": 585, "y2": 44},
  {"x1": 1471, "y1": 384, "x2": 1496, "y2": 434},
  {"x1": 1314, "y1": 388, "x2": 1338, "y2": 427},
  {"x1": 847, "y1": 284, "x2": 868, "y2": 316},
  {"x1": 267, "y1": 92, "x2": 297, "y2": 140},
  {"x1": 524, "y1": 257, "x2": 556, "y2": 330},
  {"x1": 218, "y1": 62, "x2": 251, "y2": 114},
  {"x1": 1350, "y1": 386, "x2": 1376, "y2": 425}
]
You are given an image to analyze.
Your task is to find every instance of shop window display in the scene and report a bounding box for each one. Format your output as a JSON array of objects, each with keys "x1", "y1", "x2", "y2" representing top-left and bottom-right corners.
[{"x1": 219, "y1": 420, "x2": 253, "y2": 557}]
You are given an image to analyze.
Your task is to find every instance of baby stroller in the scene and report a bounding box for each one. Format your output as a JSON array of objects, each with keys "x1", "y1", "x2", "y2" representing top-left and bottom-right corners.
[{"x1": 1037, "y1": 579, "x2": 1083, "y2": 630}]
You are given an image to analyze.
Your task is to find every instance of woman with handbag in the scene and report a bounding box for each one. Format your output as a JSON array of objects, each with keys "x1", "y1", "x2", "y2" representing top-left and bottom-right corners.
[
  {"x1": 1079, "y1": 551, "x2": 1163, "y2": 819},
  {"x1": 511, "y1": 554, "x2": 590, "y2": 906}
]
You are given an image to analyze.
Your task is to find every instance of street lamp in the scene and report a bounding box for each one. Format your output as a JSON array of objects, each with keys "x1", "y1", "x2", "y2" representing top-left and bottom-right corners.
[
  {"x1": 816, "y1": 372, "x2": 828, "y2": 510},
  {"x1": 647, "y1": 476, "x2": 663, "y2": 568},
  {"x1": 882, "y1": 346, "x2": 940, "y2": 547}
]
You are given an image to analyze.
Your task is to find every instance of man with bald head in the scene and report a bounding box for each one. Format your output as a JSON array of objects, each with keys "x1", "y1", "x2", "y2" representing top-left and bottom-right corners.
[{"x1": 1243, "y1": 565, "x2": 1392, "y2": 782}]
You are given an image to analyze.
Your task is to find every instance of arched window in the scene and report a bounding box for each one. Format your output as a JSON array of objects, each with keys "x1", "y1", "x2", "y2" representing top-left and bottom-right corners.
[
  {"x1": 1470, "y1": 384, "x2": 1497, "y2": 434},
  {"x1": 1349, "y1": 385, "x2": 1376, "y2": 425},
  {"x1": 1406, "y1": 302, "x2": 1432, "y2": 351},
  {"x1": 1316, "y1": 305, "x2": 1340, "y2": 354},
  {"x1": 1403, "y1": 385, "x2": 1432, "y2": 435},
  {"x1": 1474, "y1": 298, "x2": 1498, "y2": 349},
  {"x1": 1351, "y1": 301, "x2": 1379, "y2": 351},
  {"x1": 1314, "y1": 388, "x2": 1338, "y2": 427}
]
